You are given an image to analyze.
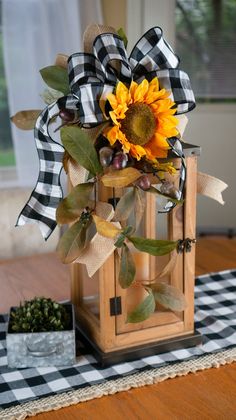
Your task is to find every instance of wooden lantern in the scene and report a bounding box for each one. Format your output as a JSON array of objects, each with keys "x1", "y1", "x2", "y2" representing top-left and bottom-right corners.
[{"x1": 71, "y1": 144, "x2": 202, "y2": 366}]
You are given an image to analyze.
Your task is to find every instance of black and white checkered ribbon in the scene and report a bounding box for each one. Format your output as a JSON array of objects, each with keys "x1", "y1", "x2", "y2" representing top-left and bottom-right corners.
[{"x1": 17, "y1": 27, "x2": 195, "y2": 238}]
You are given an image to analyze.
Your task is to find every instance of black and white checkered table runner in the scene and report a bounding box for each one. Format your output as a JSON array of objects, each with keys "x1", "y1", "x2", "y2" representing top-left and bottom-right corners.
[{"x1": 0, "y1": 270, "x2": 235, "y2": 410}]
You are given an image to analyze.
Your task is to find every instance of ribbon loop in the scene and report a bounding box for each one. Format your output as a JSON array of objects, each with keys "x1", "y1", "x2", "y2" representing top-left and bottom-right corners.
[
  {"x1": 129, "y1": 27, "x2": 179, "y2": 74},
  {"x1": 93, "y1": 33, "x2": 132, "y2": 85},
  {"x1": 16, "y1": 101, "x2": 64, "y2": 239},
  {"x1": 68, "y1": 53, "x2": 105, "y2": 93}
]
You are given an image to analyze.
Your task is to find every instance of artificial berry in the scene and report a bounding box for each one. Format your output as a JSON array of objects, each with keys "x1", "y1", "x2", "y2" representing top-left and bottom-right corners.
[
  {"x1": 136, "y1": 175, "x2": 151, "y2": 191},
  {"x1": 99, "y1": 147, "x2": 114, "y2": 167},
  {"x1": 112, "y1": 152, "x2": 128, "y2": 170},
  {"x1": 59, "y1": 109, "x2": 75, "y2": 122},
  {"x1": 160, "y1": 181, "x2": 180, "y2": 199}
]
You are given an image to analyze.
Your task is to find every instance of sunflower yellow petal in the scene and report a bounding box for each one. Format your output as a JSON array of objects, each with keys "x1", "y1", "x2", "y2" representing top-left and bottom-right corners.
[
  {"x1": 130, "y1": 144, "x2": 146, "y2": 160},
  {"x1": 116, "y1": 81, "x2": 129, "y2": 104},
  {"x1": 106, "y1": 93, "x2": 118, "y2": 109},
  {"x1": 106, "y1": 126, "x2": 119, "y2": 145},
  {"x1": 134, "y1": 79, "x2": 149, "y2": 103}
]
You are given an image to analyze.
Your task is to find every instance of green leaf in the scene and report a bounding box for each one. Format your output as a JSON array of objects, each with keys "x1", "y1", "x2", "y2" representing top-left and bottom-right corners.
[
  {"x1": 56, "y1": 182, "x2": 94, "y2": 225},
  {"x1": 127, "y1": 289, "x2": 155, "y2": 323},
  {"x1": 11, "y1": 110, "x2": 42, "y2": 130},
  {"x1": 119, "y1": 244, "x2": 136, "y2": 289},
  {"x1": 117, "y1": 27, "x2": 128, "y2": 48},
  {"x1": 152, "y1": 283, "x2": 187, "y2": 312},
  {"x1": 122, "y1": 225, "x2": 134, "y2": 236},
  {"x1": 114, "y1": 225, "x2": 134, "y2": 248},
  {"x1": 61, "y1": 126, "x2": 103, "y2": 175},
  {"x1": 128, "y1": 236, "x2": 178, "y2": 256},
  {"x1": 56, "y1": 216, "x2": 91, "y2": 264},
  {"x1": 40, "y1": 87, "x2": 63, "y2": 105},
  {"x1": 40, "y1": 65, "x2": 70, "y2": 95},
  {"x1": 148, "y1": 186, "x2": 184, "y2": 205},
  {"x1": 134, "y1": 187, "x2": 146, "y2": 231},
  {"x1": 114, "y1": 233, "x2": 126, "y2": 248},
  {"x1": 113, "y1": 188, "x2": 135, "y2": 222}
]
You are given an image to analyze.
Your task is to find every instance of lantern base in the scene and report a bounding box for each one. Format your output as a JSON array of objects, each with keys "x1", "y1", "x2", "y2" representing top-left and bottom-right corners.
[{"x1": 76, "y1": 326, "x2": 202, "y2": 367}]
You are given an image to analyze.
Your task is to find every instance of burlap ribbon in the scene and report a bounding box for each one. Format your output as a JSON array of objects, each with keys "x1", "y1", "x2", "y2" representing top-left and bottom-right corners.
[
  {"x1": 197, "y1": 172, "x2": 227, "y2": 205},
  {"x1": 74, "y1": 201, "x2": 120, "y2": 277}
]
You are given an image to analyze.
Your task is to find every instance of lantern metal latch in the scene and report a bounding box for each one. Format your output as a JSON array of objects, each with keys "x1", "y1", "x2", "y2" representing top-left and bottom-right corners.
[
  {"x1": 177, "y1": 238, "x2": 196, "y2": 254},
  {"x1": 110, "y1": 296, "x2": 122, "y2": 316}
]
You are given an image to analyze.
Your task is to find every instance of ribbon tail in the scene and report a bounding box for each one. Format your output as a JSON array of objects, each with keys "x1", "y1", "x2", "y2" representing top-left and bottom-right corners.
[
  {"x1": 74, "y1": 201, "x2": 121, "y2": 277},
  {"x1": 16, "y1": 101, "x2": 64, "y2": 240},
  {"x1": 197, "y1": 172, "x2": 228, "y2": 205}
]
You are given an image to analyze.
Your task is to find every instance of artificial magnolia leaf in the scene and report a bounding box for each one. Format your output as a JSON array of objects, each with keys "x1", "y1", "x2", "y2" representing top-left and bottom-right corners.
[
  {"x1": 62, "y1": 150, "x2": 72, "y2": 174},
  {"x1": 134, "y1": 187, "x2": 146, "y2": 231},
  {"x1": 11, "y1": 110, "x2": 42, "y2": 130},
  {"x1": 40, "y1": 65, "x2": 70, "y2": 95},
  {"x1": 118, "y1": 244, "x2": 136, "y2": 289},
  {"x1": 122, "y1": 225, "x2": 134, "y2": 236},
  {"x1": 61, "y1": 126, "x2": 102, "y2": 175},
  {"x1": 101, "y1": 167, "x2": 141, "y2": 188},
  {"x1": 152, "y1": 283, "x2": 187, "y2": 312},
  {"x1": 113, "y1": 188, "x2": 135, "y2": 222},
  {"x1": 128, "y1": 236, "x2": 178, "y2": 256},
  {"x1": 56, "y1": 182, "x2": 94, "y2": 225},
  {"x1": 114, "y1": 233, "x2": 126, "y2": 248},
  {"x1": 114, "y1": 225, "x2": 134, "y2": 248},
  {"x1": 148, "y1": 186, "x2": 184, "y2": 205},
  {"x1": 40, "y1": 87, "x2": 63, "y2": 105},
  {"x1": 127, "y1": 289, "x2": 155, "y2": 323},
  {"x1": 56, "y1": 217, "x2": 91, "y2": 264},
  {"x1": 93, "y1": 214, "x2": 121, "y2": 239},
  {"x1": 117, "y1": 27, "x2": 128, "y2": 48}
]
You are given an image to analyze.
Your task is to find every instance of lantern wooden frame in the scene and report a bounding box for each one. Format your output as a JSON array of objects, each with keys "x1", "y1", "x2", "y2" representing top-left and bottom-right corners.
[{"x1": 71, "y1": 144, "x2": 202, "y2": 366}]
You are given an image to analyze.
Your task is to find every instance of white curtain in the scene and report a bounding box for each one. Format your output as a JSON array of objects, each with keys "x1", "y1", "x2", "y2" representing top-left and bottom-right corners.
[{"x1": 2, "y1": 0, "x2": 103, "y2": 187}]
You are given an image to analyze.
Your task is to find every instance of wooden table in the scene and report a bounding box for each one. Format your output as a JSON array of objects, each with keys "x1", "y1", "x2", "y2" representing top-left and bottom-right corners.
[{"x1": 0, "y1": 238, "x2": 236, "y2": 419}]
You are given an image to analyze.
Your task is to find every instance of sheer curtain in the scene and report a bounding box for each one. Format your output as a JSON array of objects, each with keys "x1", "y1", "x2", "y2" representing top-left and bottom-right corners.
[{"x1": 2, "y1": 0, "x2": 103, "y2": 187}]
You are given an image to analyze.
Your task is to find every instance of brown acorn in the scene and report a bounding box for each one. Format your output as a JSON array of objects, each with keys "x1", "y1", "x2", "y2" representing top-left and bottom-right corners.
[
  {"x1": 99, "y1": 147, "x2": 114, "y2": 167},
  {"x1": 136, "y1": 175, "x2": 151, "y2": 191},
  {"x1": 112, "y1": 152, "x2": 128, "y2": 169},
  {"x1": 160, "y1": 181, "x2": 180, "y2": 199},
  {"x1": 59, "y1": 109, "x2": 75, "y2": 122}
]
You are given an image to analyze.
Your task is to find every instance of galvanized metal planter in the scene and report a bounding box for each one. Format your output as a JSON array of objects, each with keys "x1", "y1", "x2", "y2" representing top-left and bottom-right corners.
[{"x1": 7, "y1": 303, "x2": 76, "y2": 368}]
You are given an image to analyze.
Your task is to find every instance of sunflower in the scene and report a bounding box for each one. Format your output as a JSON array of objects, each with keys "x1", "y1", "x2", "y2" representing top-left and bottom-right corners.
[{"x1": 104, "y1": 77, "x2": 179, "y2": 161}]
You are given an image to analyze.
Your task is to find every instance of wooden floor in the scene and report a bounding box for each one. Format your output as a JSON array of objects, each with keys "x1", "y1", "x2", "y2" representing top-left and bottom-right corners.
[{"x1": 0, "y1": 237, "x2": 236, "y2": 419}]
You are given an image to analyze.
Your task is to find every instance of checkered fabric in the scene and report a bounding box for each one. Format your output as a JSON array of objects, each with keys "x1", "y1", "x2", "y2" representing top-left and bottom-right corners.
[
  {"x1": 17, "y1": 26, "x2": 196, "y2": 239},
  {"x1": 16, "y1": 102, "x2": 65, "y2": 239},
  {"x1": 0, "y1": 270, "x2": 235, "y2": 410}
]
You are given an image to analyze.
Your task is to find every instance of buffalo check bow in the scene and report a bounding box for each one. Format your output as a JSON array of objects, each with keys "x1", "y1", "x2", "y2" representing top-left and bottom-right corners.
[{"x1": 17, "y1": 27, "x2": 195, "y2": 239}]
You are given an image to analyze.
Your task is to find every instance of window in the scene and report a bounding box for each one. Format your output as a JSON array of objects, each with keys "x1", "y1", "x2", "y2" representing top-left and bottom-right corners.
[
  {"x1": 175, "y1": 0, "x2": 236, "y2": 101},
  {"x1": 0, "y1": 0, "x2": 17, "y2": 187},
  {"x1": 0, "y1": 0, "x2": 15, "y2": 168}
]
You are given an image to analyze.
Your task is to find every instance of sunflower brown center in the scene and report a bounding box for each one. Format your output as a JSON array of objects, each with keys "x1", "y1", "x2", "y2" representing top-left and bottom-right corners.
[{"x1": 121, "y1": 103, "x2": 156, "y2": 146}]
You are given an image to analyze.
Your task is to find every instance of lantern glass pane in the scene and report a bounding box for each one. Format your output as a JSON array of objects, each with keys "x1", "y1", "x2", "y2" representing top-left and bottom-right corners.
[{"x1": 81, "y1": 269, "x2": 100, "y2": 321}]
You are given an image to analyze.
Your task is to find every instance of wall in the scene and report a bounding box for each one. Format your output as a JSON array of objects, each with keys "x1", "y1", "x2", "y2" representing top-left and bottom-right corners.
[
  {"x1": 184, "y1": 104, "x2": 236, "y2": 229},
  {"x1": 101, "y1": 0, "x2": 126, "y2": 30}
]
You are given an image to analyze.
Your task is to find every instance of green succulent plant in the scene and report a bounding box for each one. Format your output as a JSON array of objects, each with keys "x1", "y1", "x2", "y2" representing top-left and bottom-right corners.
[{"x1": 9, "y1": 297, "x2": 71, "y2": 333}]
